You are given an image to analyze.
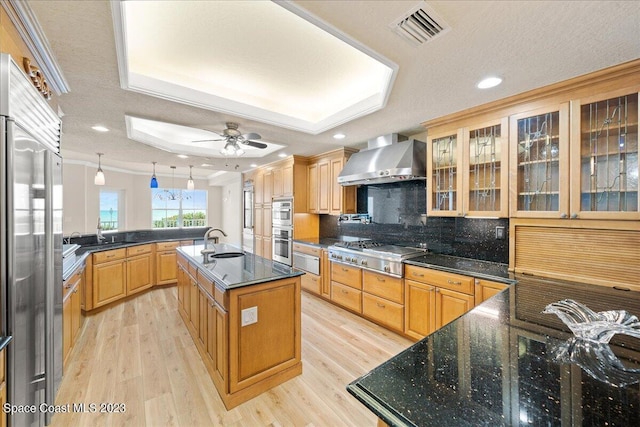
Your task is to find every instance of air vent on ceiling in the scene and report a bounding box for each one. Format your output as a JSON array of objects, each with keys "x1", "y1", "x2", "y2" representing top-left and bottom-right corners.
[{"x1": 389, "y1": 2, "x2": 450, "y2": 46}]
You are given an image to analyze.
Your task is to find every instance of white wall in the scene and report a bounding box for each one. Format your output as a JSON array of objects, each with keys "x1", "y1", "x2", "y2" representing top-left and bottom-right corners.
[
  {"x1": 62, "y1": 161, "x2": 225, "y2": 235},
  {"x1": 220, "y1": 180, "x2": 243, "y2": 246}
]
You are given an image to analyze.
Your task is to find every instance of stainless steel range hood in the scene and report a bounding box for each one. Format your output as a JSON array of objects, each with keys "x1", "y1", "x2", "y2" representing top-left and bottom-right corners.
[{"x1": 337, "y1": 135, "x2": 426, "y2": 186}]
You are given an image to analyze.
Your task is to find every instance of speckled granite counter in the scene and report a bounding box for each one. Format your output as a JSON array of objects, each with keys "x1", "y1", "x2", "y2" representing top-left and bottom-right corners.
[
  {"x1": 348, "y1": 276, "x2": 640, "y2": 426},
  {"x1": 178, "y1": 244, "x2": 303, "y2": 289},
  {"x1": 404, "y1": 253, "x2": 515, "y2": 284}
]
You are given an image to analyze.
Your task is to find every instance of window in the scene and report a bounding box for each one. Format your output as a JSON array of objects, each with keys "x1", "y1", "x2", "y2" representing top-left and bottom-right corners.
[
  {"x1": 99, "y1": 190, "x2": 120, "y2": 230},
  {"x1": 152, "y1": 189, "x2": 207, "y2": 228}
]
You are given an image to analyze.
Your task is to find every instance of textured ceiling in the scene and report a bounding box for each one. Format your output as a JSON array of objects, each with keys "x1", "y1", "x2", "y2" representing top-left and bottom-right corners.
[{"x1": 27, "y1": 0, "x2": 640, "y2": 182}]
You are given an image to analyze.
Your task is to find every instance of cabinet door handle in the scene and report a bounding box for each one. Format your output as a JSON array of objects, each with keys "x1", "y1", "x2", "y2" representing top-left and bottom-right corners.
[
  {"x1": 447, "y1": 279, "x2": 462, "y2": 285},
  {"x1": 73, "y1": 288, "x2": 78, "y2": 294},
  {"x1": 341, "y1": 267, "x2": 348, "y2": 272},
  {"x1": 341, "y1": 289, "x2": 348, "y2": 294},
  {"x1": 376, "y1": 302, "x2": 385, "y2": 308},
  {"x1": 376, "y1": 277, "x2": 385, "y2": 282},
  {"x1": 106, "y1": 254, "x2": 115, "y2": 258},
  {"x1": 412, "y1": 272, "x2": 424, "y2": 277},
  {"x1": 311, "y1": 278, "x2": 317, "y2": 282},
  {"x1": 435, "y1": 288, "x2": 440, "y2": 293}
]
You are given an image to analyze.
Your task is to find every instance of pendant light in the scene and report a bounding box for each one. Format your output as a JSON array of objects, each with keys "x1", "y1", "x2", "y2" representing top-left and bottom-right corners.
[
  {"x1": 187, "y1": 165, "x2": 195, "y2": 190},
  {"x1": 150, "y1": 161, "x2": 159, "y2": 188},
  {"x1": 94, "y1": 152, "x2": 105, "y2": 186}
]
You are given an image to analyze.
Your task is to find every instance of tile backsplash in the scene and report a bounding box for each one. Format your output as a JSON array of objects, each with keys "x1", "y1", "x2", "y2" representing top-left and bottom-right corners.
[{"x1": 320, "y1": 215, "x2": 508, "y2": 264}]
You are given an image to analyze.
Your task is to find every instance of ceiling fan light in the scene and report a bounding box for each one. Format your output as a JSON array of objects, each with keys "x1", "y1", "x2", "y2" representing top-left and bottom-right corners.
[{"x1": 236, "y1": 147, "x2": 245, "y2": 156}]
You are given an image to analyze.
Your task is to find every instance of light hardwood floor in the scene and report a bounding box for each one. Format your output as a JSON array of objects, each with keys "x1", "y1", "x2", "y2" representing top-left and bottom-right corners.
[{"x1": 52, "y1": 287, "x2": 413, "y2": 426}]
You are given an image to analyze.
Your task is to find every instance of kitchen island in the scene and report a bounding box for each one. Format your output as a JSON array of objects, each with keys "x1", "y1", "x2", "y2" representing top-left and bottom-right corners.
[
  {"x1": 348, "y1": 275, "x2": 640, "y2": 426},
  {"x1": 176, "y1": 244, "x2": 304, "y2": 409}
]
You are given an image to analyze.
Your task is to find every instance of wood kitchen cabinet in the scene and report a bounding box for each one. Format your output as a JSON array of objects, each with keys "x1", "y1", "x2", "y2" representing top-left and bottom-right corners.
[
  {"x1": 330, "y1": 262, "x2": 362, "y2": 313},
  {"x1": 126, "y1": 244, "x2": 153, "y2": 295},
  {"x1": 63, "y1": 263, "x2": 84, "y2": 367},
  {"x1": 475, "y1": 278, "x2": 508, "y2": 305},
  {"x1": 427, "y1": 117, "x2": 509, "y2": 217},
  {"x1": 569, "y1": 88, "x2": 639, "y2": 220},
  {"x1": 178, "y1": 256, "x2": 301, "y2": 409},
  {"x1": 307, "y1": 148, "x2": 357, "y2": 215},
  {"x1": 509, "y1": 103, "x2": 570, "y2": 218},
  {"x1": 361, "y1": 270, "x2": 404, "y2": 333},
  {"x1": 404, "y1": 265, "x2": 475, "y2": 340},
  {"x1": 92, "y1": 248, "x2": 127, "y2": 308},
  {"x1": 156, "y1": 241, "x2": 181, "y2": 285}
]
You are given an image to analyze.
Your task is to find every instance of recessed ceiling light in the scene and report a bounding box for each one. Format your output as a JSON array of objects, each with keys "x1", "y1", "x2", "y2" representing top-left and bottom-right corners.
[
  {"x1": 333, "y1": 133, "x2": 346, "y2": 140},
  {"x1": 477, "y1": 77, "x2": 502, "y2": 89},
  {"x1": 200, "y1": 163, "x2": 212, "y2": 167},
  {"x1": 177, "y1": 154, "x2": 189, "y2": 159},
  {"x1": 278, "y1": 153, "x2": 287, "y2": 158},
  {"x1": 91, "y1": 125, "x2": 109, "y2": 132}
]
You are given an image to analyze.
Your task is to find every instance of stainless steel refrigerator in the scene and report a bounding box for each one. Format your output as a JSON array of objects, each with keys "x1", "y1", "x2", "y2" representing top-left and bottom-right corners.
[{"x1": 1, "y1": 54, "x2": 63, "y2": 426}]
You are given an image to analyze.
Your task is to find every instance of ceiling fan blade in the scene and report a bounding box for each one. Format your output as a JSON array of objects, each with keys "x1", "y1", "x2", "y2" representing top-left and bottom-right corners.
[
  {"x1": 240, "y1": 132, "x2": 261, "y2": 141},
  {"x1": 192, "y1": 136, "x2": 226, "y2": 143},
  {"x1": 243, "y1": 140, "x2": 267, "y2": 149}
]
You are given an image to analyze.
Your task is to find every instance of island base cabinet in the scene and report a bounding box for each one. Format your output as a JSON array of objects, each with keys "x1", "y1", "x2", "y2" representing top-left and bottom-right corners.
[{"x1": 179, "y1": 275, "x2": 302, "y2": 409}]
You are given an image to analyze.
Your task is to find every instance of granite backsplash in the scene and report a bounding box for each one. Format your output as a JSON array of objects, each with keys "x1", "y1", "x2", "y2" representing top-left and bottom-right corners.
[{"x1": 320, "y1": 215, "x2": 508, "y2": 264}]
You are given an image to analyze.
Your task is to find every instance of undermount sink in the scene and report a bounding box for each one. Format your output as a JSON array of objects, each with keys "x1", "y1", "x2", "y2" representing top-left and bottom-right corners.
[{"x1": 210, "y1": 252, "x2": 244, "y2": 259}]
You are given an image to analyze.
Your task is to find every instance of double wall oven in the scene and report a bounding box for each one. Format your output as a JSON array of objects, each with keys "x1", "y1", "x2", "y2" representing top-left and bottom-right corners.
[{"x1": 272, "y1": 198, "x2": 293, "y2": 265}]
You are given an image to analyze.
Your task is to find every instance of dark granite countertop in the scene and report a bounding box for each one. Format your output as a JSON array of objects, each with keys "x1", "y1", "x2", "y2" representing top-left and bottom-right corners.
[
  {"x1": 404, "y1": 253, "x2": 516, "y2": 284},
  {"x1": 348, "y1": 275, "x2": 640, "y2": 426},
  {"x1": 178, "y1": 244, "x2": 303, "y2": 290}
]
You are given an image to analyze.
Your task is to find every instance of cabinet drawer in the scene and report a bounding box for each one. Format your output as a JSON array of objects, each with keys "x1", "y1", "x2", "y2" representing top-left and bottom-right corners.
[
  {"x1": 301, "y1": 272, "x2": 321, "y2": 295},
  {"x1": 180, "y1": 240, "x2": 194, "y2": 246},
  {"x1": 292, "y1": 243, "x2": 321, "y2": 257},
  {"x1": 362, "y1": 293, "x2": 404, "y2": 332},
  {"x1": 177, "y1": 253, "x2": 188, "y2": 269},
  {"x1": 405, "y1": 265, "x2": 474, "y2": 295},
  {"x1": 331, "y1": 282, "x2": 362, "y2": 313},
  {"x1": 362, "y1": 270, "x2": 403, "y2": 304},
  {"x1": 198, "y1": 273, "x2": 214, "y2": 297},
  {"x1": 331, "y1": 263, "x2": 362, "y2": 289},
  {"x1": 156, "y1": 241, "x2": 180, "y2": 251},
  {"x1": 184, "y1": 260, "x2": 196, "y2": 279},
  {"x1": 126, "y1": 244, "x2": 152, "y2": 257},
  {"x1": 93, "y1": 248, "x2": 126, "y2": 264}
]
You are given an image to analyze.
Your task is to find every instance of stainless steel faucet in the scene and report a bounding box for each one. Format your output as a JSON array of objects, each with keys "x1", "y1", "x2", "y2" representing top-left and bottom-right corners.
[
  {"x1": 96, "y1": 218, "x2": 106, "y2": 243},
  {"x1": 203, "y1": 228, "x2": 227, "y2": 251}
]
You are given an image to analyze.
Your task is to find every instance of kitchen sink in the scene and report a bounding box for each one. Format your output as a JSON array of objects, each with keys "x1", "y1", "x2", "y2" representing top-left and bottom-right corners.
[{"x1": 209, "y1": 252, "x2": 244, "y2": 259}]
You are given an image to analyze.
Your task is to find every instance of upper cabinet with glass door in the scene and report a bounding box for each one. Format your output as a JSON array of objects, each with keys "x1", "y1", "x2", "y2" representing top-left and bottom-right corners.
[
  {"x1": 509, "y1": 103, "x2": 570, "y2": 218},
  {"x1": 570, "y1": 89, "x2": 639, "y2": 220},
  {"x1": 427, "y1": 129, "x2": 464, "y2": 216},
  {"x1": 463, "y1": 117, "x2": 509, "y2": 217}
]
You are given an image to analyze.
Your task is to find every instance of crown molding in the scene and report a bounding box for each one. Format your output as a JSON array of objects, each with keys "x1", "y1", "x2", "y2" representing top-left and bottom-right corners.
[{"x1": 1, "y1": 0, "x2": 69, "y2": 94}]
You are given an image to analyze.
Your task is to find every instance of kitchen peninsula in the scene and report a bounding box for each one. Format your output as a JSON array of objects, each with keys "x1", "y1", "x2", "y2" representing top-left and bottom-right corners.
[
  {"x1": 348, "y1": 276, "x2": 640, "y2": 426},
  {"x1": 175, "y1": 244, "x2": 303, "y2": 409}
]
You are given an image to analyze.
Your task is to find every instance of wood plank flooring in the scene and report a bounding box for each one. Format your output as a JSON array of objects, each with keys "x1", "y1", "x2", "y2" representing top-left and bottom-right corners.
[{"x1": 52, "y1": 287, "x2": 413, "y2": 426}]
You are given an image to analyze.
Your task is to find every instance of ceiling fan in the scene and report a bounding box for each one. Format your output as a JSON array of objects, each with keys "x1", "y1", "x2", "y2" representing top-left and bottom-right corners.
[{"x1": 193, "y1": 122, "x2": 267, "y2": 156}]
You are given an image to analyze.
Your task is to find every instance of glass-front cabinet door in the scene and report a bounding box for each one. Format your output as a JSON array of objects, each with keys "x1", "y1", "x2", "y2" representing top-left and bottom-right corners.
[
  {"x1": 509, "y1": 103, "x2": 570, "y2": 218},
  {"x1": 570, "y1": 89, "x2": 639, "y2": 220},
  {"x1": 427, "y1": 129, "x2": 464, "y2": 216},
  {"x1": 463, "y1": 117, "x2": 509, "y2": 217}
]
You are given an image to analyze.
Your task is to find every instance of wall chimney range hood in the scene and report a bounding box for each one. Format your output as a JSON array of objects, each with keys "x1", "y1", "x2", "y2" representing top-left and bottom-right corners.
[{"x1": 338, "y1": 134, "x2": 426, "y2": 186}]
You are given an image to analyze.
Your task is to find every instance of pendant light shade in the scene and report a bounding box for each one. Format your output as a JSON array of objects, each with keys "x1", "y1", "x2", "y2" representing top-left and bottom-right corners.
[
  {"x1": 94, "y1": 152, "x2": 105, "y2": 186},
  {"x1": 150, "y1": 161, "x2": 159, "y2": 188},
  {"x1": 187, "y1": 165, "x2": 195, "y2": 190}
]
